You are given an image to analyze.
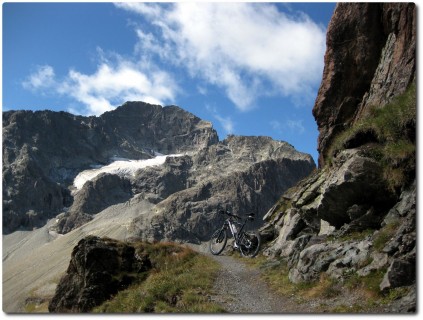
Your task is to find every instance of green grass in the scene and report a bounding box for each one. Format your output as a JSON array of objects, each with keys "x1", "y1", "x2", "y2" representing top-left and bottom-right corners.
[
  {"x1": 373, "y1": 221, "x2": 401, "y2": 251},
  {"x1": 93, "y1": 242, "x2": 224, "y2": 313},
  {"x1": 328, "y1": 83, "x2": 416, "y2": 192},
  {"x1": 242, "y1": 253, "x2": 408, "y2": 313}
]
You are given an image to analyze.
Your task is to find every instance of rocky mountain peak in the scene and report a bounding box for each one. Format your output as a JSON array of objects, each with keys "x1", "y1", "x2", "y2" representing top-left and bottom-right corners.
[
  {"x1": 3, "y1": 101, "x2": 314, "y2": 235},
  {"x1": 2, "y1": 101, "x2": 219, "y2": 233}
]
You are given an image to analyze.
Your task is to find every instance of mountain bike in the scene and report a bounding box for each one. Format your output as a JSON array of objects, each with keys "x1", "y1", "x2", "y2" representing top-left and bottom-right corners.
[{"x1": 209, "y1": 209, "x2": 261, "y2": 258}]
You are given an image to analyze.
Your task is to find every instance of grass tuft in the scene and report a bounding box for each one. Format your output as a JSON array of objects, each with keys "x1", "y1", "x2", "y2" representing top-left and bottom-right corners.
[
  {"x1": 327, "y1": 83, "x2": 416, "y2": 192},
  {"x1": 93, "y1": 242, "x2": 224, "y2": 313}
]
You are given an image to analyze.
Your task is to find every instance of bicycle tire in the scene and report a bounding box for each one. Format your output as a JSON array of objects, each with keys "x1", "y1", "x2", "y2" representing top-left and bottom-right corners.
[
  {"x1": 209, "y1": 228, "x2": 228, "y2": 255},
  {"x1": 239, "y1": 231, "x2": 261, "y2": 258}
]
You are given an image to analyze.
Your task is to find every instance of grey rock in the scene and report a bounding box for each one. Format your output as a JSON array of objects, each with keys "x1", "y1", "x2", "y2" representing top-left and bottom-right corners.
[
  {"x1": 357, "y1": 252, "x2": 389, "y2": 277},
  {"x1": 380, "y1": 259, "x2": 415, "y2": 291},
  {"x1": 318, "y1": 219, "x2": 336, "y2": 236},
  {"x1": 326, "y1": 239, "x2": 372, "y2": 280},
  {"x1": 125, "y1": 135, "x2": 315, "y2": 243},
  {"x1": 55, "y1": 173, "x2": 132, "y2": 233},
  {"x1": 288, "y1": 242, "x2": 339, "y2": 283}
]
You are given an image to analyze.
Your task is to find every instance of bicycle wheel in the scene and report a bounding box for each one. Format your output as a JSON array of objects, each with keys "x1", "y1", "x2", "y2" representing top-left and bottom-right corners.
[
  {"x1": 239, "y1": 231, "x2": 261, "y2": 258},
  {"x1": 209, "y1": 228, "x2": 227, "y2": 255}
]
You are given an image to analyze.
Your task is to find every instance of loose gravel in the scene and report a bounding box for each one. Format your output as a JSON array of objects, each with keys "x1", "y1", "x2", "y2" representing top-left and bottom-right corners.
[{"x1": 208, "y1": 254, "x2": 286, "y2": 313}]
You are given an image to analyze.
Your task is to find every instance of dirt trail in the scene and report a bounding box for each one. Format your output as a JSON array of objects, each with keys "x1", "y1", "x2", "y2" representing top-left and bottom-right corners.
[{"x1": 208, "y1": 254, "x2": 286, "y2": 313}]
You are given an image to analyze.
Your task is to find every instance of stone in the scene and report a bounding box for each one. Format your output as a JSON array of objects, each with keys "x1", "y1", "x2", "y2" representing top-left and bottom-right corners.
[
  {"x1": 318, "y1": 219, "x2": 336, "y2": 236},
  {"x1": 48, "y1": 236, "x2": 151, "y2": 313},
  {"x1": 357, "y1": 252, "x2": 389, "y2": 277},
  {"x1": 288, "y1": 242, "x2": 339, "y2": 283},
  {"x1": 326, "y1": 239, "x2": 372, "y2": 280},
  {"x1": 380, "y1": 259, "x2": 415, "y2": 291}
]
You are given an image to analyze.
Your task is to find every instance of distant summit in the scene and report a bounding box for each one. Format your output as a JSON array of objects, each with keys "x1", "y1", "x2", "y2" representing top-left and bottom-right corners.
[{"x1": 2, "y1": 101, "x2": 314, "y2": 235}]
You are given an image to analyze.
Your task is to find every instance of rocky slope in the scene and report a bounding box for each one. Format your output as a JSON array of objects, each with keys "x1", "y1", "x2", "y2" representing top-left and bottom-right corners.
[{"x1": 262, "y1": 3, "x2": 416, "y2": 313}]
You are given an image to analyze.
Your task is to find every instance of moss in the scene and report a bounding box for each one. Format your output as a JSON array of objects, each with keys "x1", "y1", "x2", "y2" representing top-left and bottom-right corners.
[
  {"x1": 327, "y1": 83, "x2": 416, "y2": 192},
  {"x1": 373, "y1": 220, "x2": 401, "y2": 251}
]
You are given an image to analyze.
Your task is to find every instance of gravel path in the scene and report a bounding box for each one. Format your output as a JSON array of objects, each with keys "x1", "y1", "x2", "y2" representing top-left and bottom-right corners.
[{"x1": 208, "y1": 254, "x2": 286, "y2": 313}]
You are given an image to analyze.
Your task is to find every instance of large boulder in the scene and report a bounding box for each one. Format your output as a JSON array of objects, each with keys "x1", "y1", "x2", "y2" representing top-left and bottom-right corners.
[{"x1": 48, "y1": 236, "x2": 151, "y2": 313}]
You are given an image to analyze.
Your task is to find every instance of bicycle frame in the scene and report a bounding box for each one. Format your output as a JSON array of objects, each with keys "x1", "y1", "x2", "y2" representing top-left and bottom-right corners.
[
  {"x1": 224, "y1": 217, "x2": 247, "y2": 245},
  {"x1": 210, "y1": 210, "x2": 260, "y2": 257}
]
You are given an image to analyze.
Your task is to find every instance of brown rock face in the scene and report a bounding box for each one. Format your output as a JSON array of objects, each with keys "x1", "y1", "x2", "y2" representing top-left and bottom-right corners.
[{"x1": 313, "y1": 3, "x2": 416, "y2": 167}]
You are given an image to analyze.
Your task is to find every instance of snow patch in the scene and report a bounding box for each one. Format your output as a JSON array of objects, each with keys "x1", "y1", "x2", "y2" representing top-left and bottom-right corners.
[{"x1": 73, "y1": 154, "x2": 181, "y2": 190}]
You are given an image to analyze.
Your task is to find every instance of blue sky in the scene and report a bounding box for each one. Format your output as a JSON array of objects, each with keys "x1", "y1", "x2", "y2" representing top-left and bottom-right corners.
[{"x1": 2, "y1": 2, "x2": 336, "y2": 163}]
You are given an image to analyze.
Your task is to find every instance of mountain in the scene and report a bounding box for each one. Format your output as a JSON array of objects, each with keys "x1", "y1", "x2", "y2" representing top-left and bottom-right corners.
[
  {"x1": 3, "y1": 101, "x2": 314, "y2": 237},
  {"x1": 2, "y1": 101, "x2": 315, "y2": 312},
  {"x1": 2, "y1": 102, "x2": 218, "y2": 233},
  {"x1": 262, "y1": 3, "x2": 416, "y2": 312}
]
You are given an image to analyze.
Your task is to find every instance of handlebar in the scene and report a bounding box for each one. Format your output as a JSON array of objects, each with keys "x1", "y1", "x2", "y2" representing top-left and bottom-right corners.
[{"x1": 218, "y1": 209, "x2": 255, "y2": 221}]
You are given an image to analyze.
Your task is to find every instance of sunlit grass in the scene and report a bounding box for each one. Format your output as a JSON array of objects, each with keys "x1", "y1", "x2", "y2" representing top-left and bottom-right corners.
[
  {"x1": 93, "y1": 242, "x2": 224, "y2": 313},
  {"x1": 328, "y1": 83, "x2": 416, "y2": 192}
]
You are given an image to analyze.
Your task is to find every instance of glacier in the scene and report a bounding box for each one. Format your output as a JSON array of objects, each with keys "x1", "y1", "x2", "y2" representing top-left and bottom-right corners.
[{"x1": 73, "y1": 154, "x2": 182, "y2": 190}]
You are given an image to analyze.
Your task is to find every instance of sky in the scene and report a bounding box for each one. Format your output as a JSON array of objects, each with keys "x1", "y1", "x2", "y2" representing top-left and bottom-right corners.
[{"x1": 2, "y1": 1, "x2": 336, "y2": 164}]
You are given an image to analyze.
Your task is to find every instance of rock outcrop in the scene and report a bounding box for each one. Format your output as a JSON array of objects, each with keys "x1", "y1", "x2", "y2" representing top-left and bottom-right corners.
[
  {"x1": 129, "y1": 136, "x2": 315, "y2": 243},
  {"x1": 48, "y1": 236, "x2": 152, "y2": 312},
  {"x1": 263, "y1": 2, "x2": 416, "y2": 312},
  {"x1": 313, "y1": 3, "x2": 416, "y2": 167}
]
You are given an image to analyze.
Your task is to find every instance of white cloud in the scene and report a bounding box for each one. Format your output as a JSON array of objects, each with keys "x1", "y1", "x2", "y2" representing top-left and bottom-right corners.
[
  {"x1": 23, "y1": 56, "x2": 179, "y2": 116},
  {"x1": 271, "y1": 119, "x2": 305, "y2": 135},
  {"x1": 116, "y1": 2, "x2": 326, "y2": 111},
  {"x1": 270, "y1": 120, "x2": 282, "y2": 132},
  {"x1": 22, "y1": 65, "x2": 56, "y2": 90},
  {"x1": 286, "y1": 119, "x2": 305, "y2": 134},
  {"x1": 214, "y1": 114, "x2": 235, "y2": 134}
]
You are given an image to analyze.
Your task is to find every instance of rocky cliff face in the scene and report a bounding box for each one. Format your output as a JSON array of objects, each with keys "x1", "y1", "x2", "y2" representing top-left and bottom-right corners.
[
  {"x1": 263, "y1": 3, "x2": 416, "y2": 312},
  {"x1": 3, "y1": 102, "x2": 315, "y2": 237},
  {"x1": 313, "y1": 3, "x2": 416, "y2": 167},
  {"x1": 2, "y1": 102, "x2": 218, "y2": 233},
  {"x1": 128, "y1": 136, "x2": 315, "y2": 243}
]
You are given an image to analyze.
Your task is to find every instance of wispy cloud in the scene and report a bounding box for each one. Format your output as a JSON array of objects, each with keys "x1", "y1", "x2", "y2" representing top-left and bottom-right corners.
[
  {"x1": 206, "y1": 105, "x2": 235, "y2": 135},
  {"x1": 286, "y1": 119, "x2": 305, "y2": 134},
  {"x1": 22, "y1": 55, "x2": 179, "y2": 115},
  {"x1": 22, "y1": 65, "x2": 56, "y2": 91},
  {"x1": 116, "y1": 2, "x2": 326, "y2": 111},
  {"x1": 271, "y1": 119, "x2": 305, "y2": 135}
]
